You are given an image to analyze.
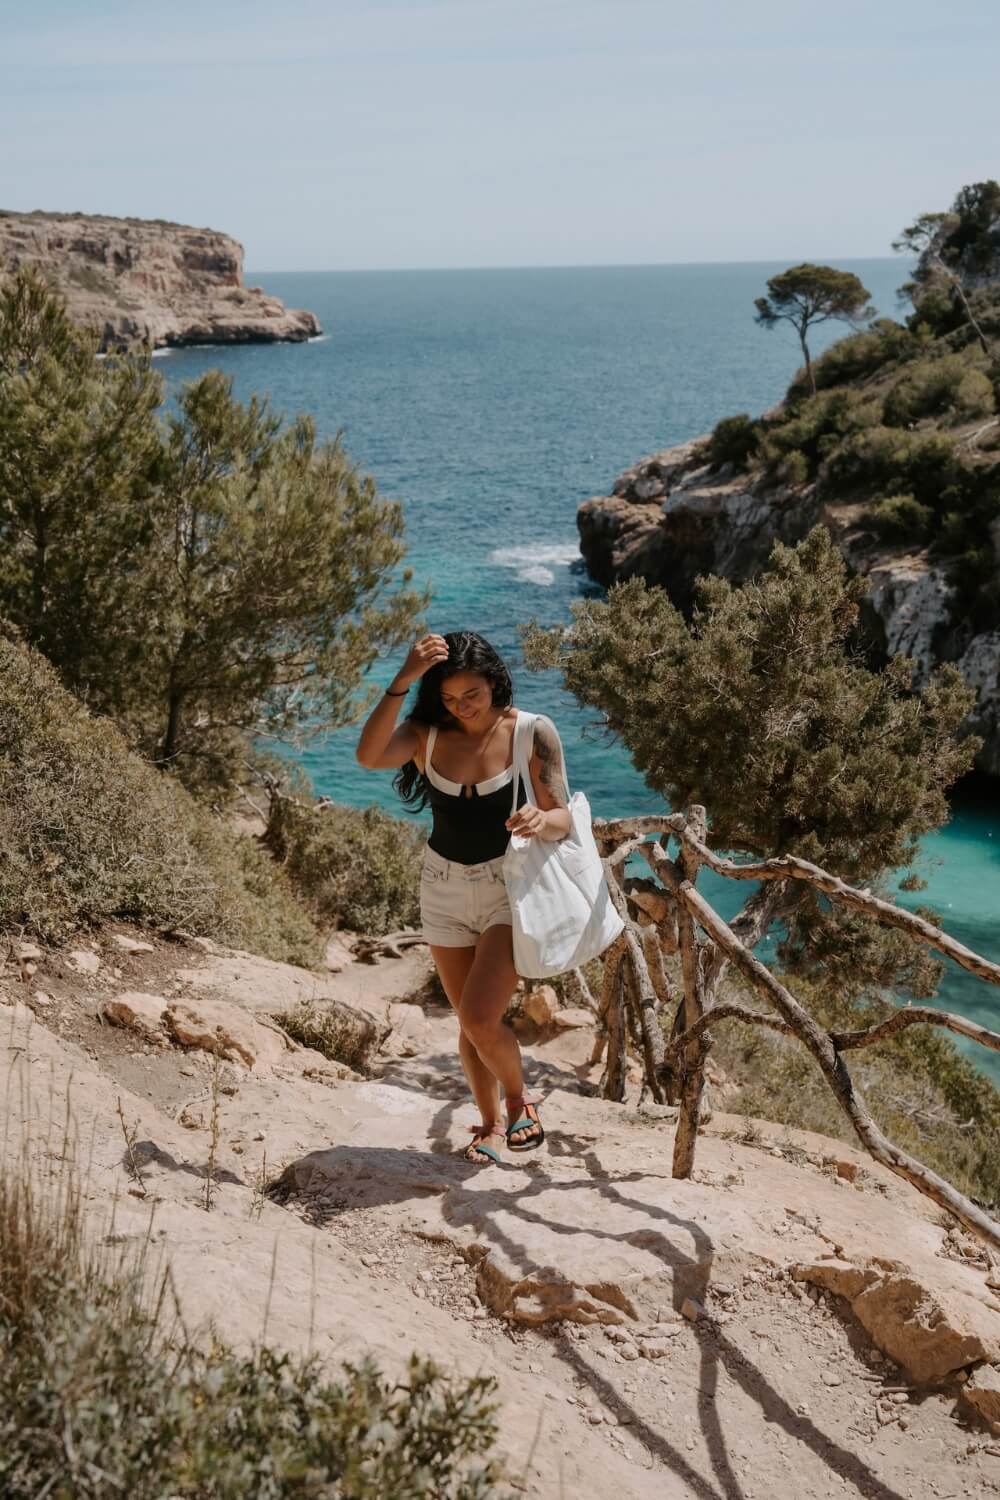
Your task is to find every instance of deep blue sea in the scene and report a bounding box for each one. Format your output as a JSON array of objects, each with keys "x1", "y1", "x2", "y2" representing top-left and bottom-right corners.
[{"x1": 158, "y1": 260, "x2": 1000, "y2": 1082}]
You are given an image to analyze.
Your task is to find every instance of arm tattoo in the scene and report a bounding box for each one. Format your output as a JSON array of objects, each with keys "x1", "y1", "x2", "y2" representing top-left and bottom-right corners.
[{"x1": 532, "y1": 717, "x2": 569, "y2": 805}]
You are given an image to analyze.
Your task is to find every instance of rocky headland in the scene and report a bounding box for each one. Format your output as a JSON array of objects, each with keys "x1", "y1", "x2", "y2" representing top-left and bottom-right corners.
[
  {"x1": 578, "y1": 185, "x2": 1000, "y2": 776},
  {"x1": 0, "y1": 209, "x2": 320, "y2": 351}
]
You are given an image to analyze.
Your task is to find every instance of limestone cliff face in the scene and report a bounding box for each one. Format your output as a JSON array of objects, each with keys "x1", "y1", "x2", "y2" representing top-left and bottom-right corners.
[
  {"x1": 0, "y1": 210, "x2": 320, "y2": 350},
  {"x1": 578, "y1": 442, "x2": 1000, "y2": 775}
]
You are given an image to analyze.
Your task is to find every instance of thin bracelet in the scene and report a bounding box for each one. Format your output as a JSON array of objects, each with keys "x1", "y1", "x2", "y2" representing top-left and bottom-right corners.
[{"x1": 384, "y1": 686, "x2": 408, "y2": 697}]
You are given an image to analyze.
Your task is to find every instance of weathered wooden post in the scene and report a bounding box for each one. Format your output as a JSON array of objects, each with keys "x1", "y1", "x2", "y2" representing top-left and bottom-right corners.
[
  {"x1": 671, "y1": 804, "x2": 709, "y2": 1177},
  {"x1": 602, "y1": 942, "x2": 628, "y2": 1100}
]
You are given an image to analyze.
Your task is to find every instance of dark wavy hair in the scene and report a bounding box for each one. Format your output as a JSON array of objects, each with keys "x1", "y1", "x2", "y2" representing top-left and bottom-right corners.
[{"x1": 392, "y1": 631, "x2": 513, "y2": 810}]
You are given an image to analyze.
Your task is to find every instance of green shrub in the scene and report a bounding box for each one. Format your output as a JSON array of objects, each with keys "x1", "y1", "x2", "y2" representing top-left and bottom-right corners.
[
  {"x1": 865, "y1": 493, "x2": 935, "y2": 543},
  {"x1": 883, "y1": 354, "x2": 995, "y2": 427},
  {"x1": 275, "y1": 997, "x2": 383, "y2": 1073},
  {"x1": 0, "y1": 1150, "x2": 506, "y2": 1498},
  {"x1": 708, "y1": 413, "x2": 759, "y2": 469},
  {"x1": 280, "y1": 801, "x2": 424, "y2": 935},
  {"x1": 771, "y1": 448, "x2": 809, "y2": 486},
  {"x1": 788, "y1": 319, "x2": 917, "y2": 398},
  {"x1": 0, "y1": 626, "x2": 321, "y2": 965},
  {"x1": 759, "y1": 388, "x2": 881, "y2": 480},
  {"x1": 826, "y1": 425, "x2": 957, "y2": 505},
  {"x1": 905, "y1": 285, "x2": 969, "y2": 340}
]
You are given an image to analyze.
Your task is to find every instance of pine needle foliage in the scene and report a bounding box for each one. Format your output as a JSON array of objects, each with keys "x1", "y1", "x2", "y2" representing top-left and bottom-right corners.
[
  {"x1": 754, "y1": 263, "x2": 875, "y2": 393},
  {"x1": 523, "y1": 527, "x2": 977, "y2": 990},
  {"x1": 0, "y1": 268, "x2": 428, "y2": 800}
]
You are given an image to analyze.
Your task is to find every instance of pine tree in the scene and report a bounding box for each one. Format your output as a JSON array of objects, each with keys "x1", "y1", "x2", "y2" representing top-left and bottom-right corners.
[
  {"x1": 0, "y1": 269, "x2": 426, "y2": 796},
  {"x1": 523, "y1": 526, "x2": 976, "y2": 993}
]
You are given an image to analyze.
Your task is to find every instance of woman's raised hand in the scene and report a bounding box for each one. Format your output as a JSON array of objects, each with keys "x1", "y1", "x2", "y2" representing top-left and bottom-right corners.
[{"x1": 396, "y1": 634, "x2": 450, "y2": 688}]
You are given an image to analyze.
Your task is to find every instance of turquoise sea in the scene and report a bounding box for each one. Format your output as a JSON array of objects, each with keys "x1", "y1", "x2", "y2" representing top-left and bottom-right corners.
[{"x1": 159, "y1": 260, "x2": 999, "y2": 1081}]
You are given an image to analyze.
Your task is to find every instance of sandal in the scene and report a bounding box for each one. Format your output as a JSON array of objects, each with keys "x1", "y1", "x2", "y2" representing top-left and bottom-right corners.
[
  {"x1": 462, "y1": 1125, "x2": 505, "y2": 1166},
  {"x1": 505, "y1": 1094, "x2": 545, "y2": 1153}
]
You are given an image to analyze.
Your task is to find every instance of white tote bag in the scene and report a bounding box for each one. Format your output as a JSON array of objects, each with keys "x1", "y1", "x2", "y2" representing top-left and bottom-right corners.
[{"x1": 503, "y1": 710, "x2": 624, "y2": 978}]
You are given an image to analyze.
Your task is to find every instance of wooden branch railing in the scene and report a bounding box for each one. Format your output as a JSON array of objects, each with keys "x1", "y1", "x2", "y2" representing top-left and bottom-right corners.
[{"x1": 592, "y1": 809, "x2": 1000, "y2": 1252}]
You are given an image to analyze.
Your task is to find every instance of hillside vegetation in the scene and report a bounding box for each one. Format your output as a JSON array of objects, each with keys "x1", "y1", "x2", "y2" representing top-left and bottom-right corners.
[
  {"x1": 707, "y1": 180, "x2": 1000, "y2": 633},
  {"x1": 0, "y1": 625, "x2": 321, "y2": 962},
  {"x1": 0, "y1": 626, "x2": 424, "y2": 956}
]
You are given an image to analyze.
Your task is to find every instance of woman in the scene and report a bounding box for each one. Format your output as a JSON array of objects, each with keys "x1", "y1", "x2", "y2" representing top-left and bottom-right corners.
[{"x1": 355, "y1": 631, "x2": 571, "y2": 1163}]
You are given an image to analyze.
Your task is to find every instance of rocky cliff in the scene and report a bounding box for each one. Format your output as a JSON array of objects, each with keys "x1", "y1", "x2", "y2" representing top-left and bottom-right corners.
[
  {"x1": 0, "y1": 209, "x2": 320, "y2": 350},
  {"x1": 578, "y1": 442, "x2": 1000, "y2": 776}
]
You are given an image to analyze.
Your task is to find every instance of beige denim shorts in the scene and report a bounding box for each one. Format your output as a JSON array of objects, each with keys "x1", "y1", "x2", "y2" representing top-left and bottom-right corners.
[{"x1": 420, "y1": 845, "x2": 513, "y2": 948}]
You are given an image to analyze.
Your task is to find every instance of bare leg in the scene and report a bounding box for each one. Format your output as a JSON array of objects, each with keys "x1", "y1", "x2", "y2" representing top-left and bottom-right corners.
[
  {"x1": 428, "y1": 943, "x2": 501, "y2": 1127},
  {"x1": 458, "y1": 924, "x2": 541, "y2": 1145}
]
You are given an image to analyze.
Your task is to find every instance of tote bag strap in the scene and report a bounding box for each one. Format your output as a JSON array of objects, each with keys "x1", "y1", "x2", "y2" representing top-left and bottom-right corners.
[
  {"x1": 508, "y1": 710, "x2": 570, "y2": 815},
  {"x1": 509, "y1": 710, "x2": 535, "y2": 817}
]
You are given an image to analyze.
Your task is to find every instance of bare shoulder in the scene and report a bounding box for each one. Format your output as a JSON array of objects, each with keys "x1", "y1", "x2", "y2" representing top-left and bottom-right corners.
[{"x1": 411, "y1": 720, "x2": 429, "y2": 773}]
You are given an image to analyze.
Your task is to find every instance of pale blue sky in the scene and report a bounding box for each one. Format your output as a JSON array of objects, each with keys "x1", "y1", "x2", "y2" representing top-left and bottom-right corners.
[{"x1": 2, "y1": 0, "x2": 997, "y2": 271}]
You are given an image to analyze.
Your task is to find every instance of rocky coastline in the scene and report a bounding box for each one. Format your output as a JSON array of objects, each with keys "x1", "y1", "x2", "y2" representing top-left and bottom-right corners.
[
  {"x1": 0, "y1": 209, "x2": 320, "y2": 351},
  {"x1": 578, "y1": 440, "x2": 1000, "y2": 776}
]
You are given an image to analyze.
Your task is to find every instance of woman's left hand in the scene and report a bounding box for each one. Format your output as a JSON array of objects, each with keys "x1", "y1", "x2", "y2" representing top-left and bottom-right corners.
[{"x1": 506, "y1": 803, "x2": 547, "y2": 838}]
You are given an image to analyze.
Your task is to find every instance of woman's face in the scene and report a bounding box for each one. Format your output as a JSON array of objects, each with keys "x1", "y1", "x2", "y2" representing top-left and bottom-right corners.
[{"x1": 440, "y1": 671, "x2": 493, "y2": 721}]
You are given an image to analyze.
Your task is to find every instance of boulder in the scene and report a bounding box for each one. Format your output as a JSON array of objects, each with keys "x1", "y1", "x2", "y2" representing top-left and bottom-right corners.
[
  {"x1": 522, "y1": 985, "x2": 558, "y2": 1028},
  {"x1": 383, "y1": 1003, "x2": 431, "y2": 1058},
  {"x1": 103, "y1": 991, "x2": 168, "y2": 1034},
  {"x1": 552, "y1": 1007, "x2": 596, "y2": 1031},
  {"x1": 960, "y1": 1364, "x2": 1000, "y2": 1430},
  {"x1": 165, "y1": 997, "x2": 288, "y2": 1072},
  {"x1": 66, "y1": 949, "x2": 101, "y2": 975},
  {"x1": 110, "y1": 934, "x2": 156, "y2": 954},
  {"x1": 323, "y1": 934, "x2": 355, "y2": 973},
  {"x1": 794, "y1": 1261, "x2": 1000, "y2": 1383}
]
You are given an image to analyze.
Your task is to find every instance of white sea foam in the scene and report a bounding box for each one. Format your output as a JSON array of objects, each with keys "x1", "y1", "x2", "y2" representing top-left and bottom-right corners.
[
  {"x1": 490, "y1": 542, "x2": 579, "y2": 585},
  {"x1": 151, "y1": 347, "x2": 174, "y2": 358},
  {"x1": 307, "y1": 333, "x2": 330, "y2": 343}
]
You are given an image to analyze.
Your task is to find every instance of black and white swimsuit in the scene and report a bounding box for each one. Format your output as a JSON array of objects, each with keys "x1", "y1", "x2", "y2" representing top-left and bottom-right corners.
[
  {"x1": 424, "y1": 713, "x2": 528, "y2": 865},
  {"x1": 418, "y1": 709, "x2": 532, "y2": 946}
]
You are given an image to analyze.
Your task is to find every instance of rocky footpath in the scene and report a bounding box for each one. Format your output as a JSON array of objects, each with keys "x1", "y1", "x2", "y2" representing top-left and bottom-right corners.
[
  {"x1": 5, "y1": 923, "x2": 1000, "y2": 1497},
  {"x1": 578, "y1": 441, "x2": 1000, "y2": 775},
  {"x1": 0, "y1": 210, "x2": 320, "y2": 350}
]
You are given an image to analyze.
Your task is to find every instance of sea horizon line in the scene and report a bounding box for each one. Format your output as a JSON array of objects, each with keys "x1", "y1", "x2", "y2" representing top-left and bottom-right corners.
[{"x1": 246, "y1": 253, "x2": 904, "y2": 277}]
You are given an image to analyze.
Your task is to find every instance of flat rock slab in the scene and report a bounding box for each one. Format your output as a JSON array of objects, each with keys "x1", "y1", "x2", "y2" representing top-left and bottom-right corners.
[
  {"x1": 7, "y1": 995, "x2": 1000, "y2": 1496},
  {"x1": 175, "y1": 942, "x2": 433, "y2": 1026},
  {"x1": 268, "y1": 1085, "x2": 1000, "y2": 1361}
]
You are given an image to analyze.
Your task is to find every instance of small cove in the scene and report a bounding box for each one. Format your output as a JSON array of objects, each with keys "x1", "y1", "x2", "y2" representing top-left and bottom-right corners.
[{"x1": 161, "y1": 261, "x2": 999, "y2": 1081}]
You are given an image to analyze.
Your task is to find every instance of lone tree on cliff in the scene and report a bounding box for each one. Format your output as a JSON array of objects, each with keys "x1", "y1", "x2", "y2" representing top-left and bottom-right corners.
[
  {"x1": 892, "y1": 179, "x2": 1000, "y2": 356},
  {"x1": 754, "y1": 264, "x2": 875, "y2": 394},
  {"x1": 0, "y1": 269, "x2": 426, "y2": 798}
]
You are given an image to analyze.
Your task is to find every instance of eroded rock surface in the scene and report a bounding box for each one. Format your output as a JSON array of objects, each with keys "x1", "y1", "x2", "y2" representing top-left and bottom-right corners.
[
  {"x1": 5, "y1": 929, "x2": 1000, "y2": 1495},
  {"x1": 0, "y1": 210, "x2": 320, "y2": 350}
]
